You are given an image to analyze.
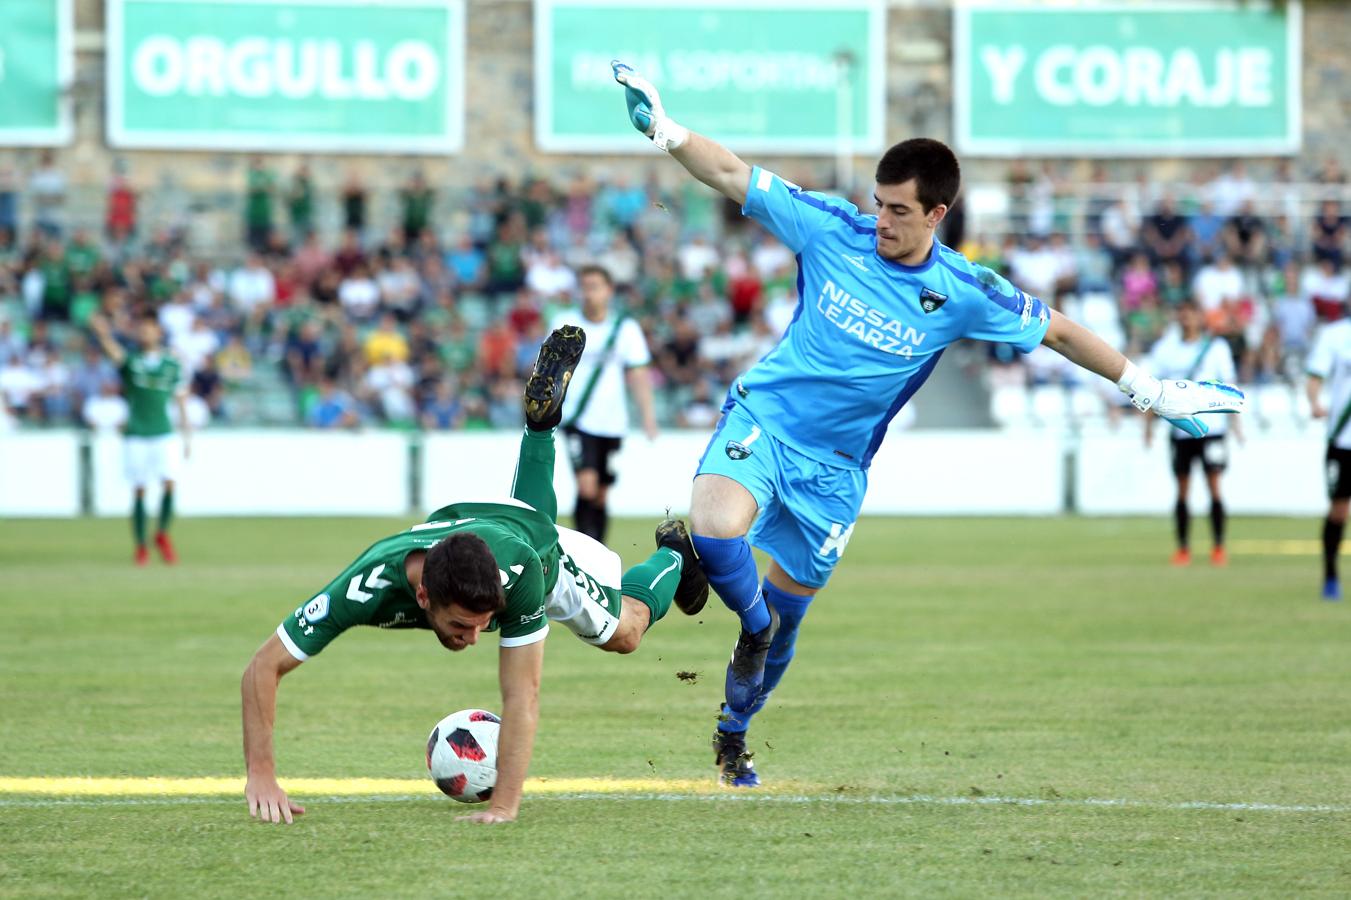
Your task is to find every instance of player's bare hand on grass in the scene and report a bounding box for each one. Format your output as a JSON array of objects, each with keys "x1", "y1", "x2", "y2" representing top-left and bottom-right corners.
[
  {"x1": 246, "y1": 775, "x2": 305, "y2": 825},
  {"x1": 456, "y1": 808, "x2": 515, "y2": 825}
]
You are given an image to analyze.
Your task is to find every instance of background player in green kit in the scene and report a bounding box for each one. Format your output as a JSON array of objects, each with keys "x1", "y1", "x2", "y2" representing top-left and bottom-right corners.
[
  {"x1": 90, "y1": 312, "x2": 191, "y2": 566},
  {"x1": 241, "y1": 326, "x2": 708, "y2": 825}
]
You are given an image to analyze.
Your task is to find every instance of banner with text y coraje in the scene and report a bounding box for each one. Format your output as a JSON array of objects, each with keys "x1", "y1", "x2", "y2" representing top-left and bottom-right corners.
[
  {"x1": 954, "y1": 2, "x2": 1301, "y2": 156},
  {"x1": 107, "y1": 0, "x2": 464, "y2": 153},
  {"x1": 535, "y1": 0, "x2": 885, "y2": 154},
  {"x1": 0, "y1": 0, "x2": 72, "y2": 145}
]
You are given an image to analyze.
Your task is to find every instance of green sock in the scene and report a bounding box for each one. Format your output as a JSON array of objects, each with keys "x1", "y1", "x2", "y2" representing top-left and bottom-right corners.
[
  {"x1": 158, "y1": 490, "x2": 174, "y2": 534},
  {"x1": 510, "y1": 428, "x2": 558, "y2": 522},
  {"x1": 132, "y1": 496, "x2": 147, "y2": 547},
  {"x1": 620, "y1": 548, "x2": 682, "y2": 628}
]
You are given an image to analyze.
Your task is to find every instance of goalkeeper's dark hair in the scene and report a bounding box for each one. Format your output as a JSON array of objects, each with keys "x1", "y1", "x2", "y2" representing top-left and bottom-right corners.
[
  {"x1": 875, "y1": 138, "x2": 961, "y2": 213},
  {"x1": 421, "y1": 533, "x2": 506, "y2": 615}
]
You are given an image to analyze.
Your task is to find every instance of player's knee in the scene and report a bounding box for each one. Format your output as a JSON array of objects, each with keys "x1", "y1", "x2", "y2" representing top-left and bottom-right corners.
[
  {"x1": 602, "y1": 630, "x2": 640, "y2": 654},
  {"x1": 690, "y1": 476, "x2": 756, "y2": 538},
  {"x1": 690, "y1": 505, "x2": 749, "y2": 540}
]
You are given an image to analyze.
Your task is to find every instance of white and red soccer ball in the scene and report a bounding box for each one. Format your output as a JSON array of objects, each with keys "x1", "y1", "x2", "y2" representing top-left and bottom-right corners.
[{"x1": 426, "y1": 709, "x2": 500, "y2": 803}]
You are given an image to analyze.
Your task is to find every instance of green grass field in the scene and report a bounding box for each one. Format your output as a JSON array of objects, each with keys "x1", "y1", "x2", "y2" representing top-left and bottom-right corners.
[{"x1": 2, "y1": 515, "x2": 1349, "y2": 898}]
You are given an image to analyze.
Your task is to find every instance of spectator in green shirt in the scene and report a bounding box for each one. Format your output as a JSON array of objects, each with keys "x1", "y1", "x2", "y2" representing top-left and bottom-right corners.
[
  {"x1": 67, "y1": 228, "x2": 100, "y2": 278},
  {"x1": 400, "y1": 170, "x2": 434, "y2": 243},
  {"x1": 244, "y1": 156, "x2": 275, "y2": 253},
  {"x1": 39, "y1": 239, "x2": 72, "y2": 322},
  {"x1": 287, "y1": 164, "x2": 314, "y2": 246}
]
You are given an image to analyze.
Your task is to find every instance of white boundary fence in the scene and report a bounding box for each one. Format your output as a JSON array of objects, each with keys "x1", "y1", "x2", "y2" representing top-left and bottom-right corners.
[{"x1": 0, "y1": 428, "x2": 1328, "y2": 518}]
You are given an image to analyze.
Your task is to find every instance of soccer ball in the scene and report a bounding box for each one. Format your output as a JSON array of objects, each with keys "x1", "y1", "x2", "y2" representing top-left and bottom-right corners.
[{"x1": 426, "y1": 708, "x2": 501, "y2": 803}]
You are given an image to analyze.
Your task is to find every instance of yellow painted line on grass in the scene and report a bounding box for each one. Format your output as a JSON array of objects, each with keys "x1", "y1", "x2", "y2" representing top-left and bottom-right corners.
[
  {"x1": 0, "y1": 776, "x2": 723, "y2": 797},
  {"x1": 1227, "y1": 539, "x2": 1325, "y2": 557}
]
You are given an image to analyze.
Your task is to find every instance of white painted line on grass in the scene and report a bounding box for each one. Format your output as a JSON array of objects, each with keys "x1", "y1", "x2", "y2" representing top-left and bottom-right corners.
[{"x1": 0, "y1": 792, "x2": 1346, "y2": 814}]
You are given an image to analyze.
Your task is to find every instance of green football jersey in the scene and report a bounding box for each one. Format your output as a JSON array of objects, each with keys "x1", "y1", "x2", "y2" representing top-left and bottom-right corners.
[
  {"x1": 120, "y1": 351, "x2": 183, "y2": 437},
  {"x1": 278, "y1": 500, "x2": 562, "y2": 660}
]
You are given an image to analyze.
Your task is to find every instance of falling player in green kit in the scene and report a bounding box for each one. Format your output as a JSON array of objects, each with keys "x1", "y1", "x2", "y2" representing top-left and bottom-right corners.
[
  {"x1": 90, "y1": 312, "x2": 191, "y2": 566},
  {"x1": 240, "y1": 326, "x2": 708, "y2": 826}
]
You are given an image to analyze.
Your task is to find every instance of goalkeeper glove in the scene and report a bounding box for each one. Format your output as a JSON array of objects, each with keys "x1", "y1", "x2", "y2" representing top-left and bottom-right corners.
[
  {"x1": 1117, "y1": 361, "x2": 1246, "y2": 438},
  {"x1": 611, "y1": 60, "x2": 688, "y2": 152}
]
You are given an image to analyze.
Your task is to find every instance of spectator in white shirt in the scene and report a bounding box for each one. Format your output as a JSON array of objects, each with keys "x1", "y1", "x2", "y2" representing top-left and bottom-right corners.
[
  {"x1": 83, "y1": 379, "x2": 130, "y2": 433},
  {"x1": 594, "y1": 233, "x2": 640, "y2": 289},
  {"x1": 173, "y1": 318, "x2": 220, "y2": 376},
  {"x1": 1007, "y1": 234, "x2": 1062, "y2": 302},
  {"x1": 0, "y1": 318, "x2": 25, "y2": 365},
  {"x1": 524, "y1": 250, "x2": 578, "y2": 299},
  {"x1": 0, "y1": 356, "x2": 42, "y2": 419},
  {"x1": 29, "y1": 150, "x2": 67, "y2": 238},
  {"x1": 1206, "y1": 161, "x2": 1257, "y2": 218},
  {"x1": 750, "y1": 234, "x2": 793, "y2": 281},
  {"x1": 227, "y1": 253, "x2": 276, "y2": 314},
  {"x1": 377, "y1": 256, "x2": 422, "y2": 318},
  {"x1": 31, "y1": 347, "x2": 72, "y2": 422},
  {"x1": 362, "y1": 354, "x2": 416, "y2": 422},
  {"x1": 677, "y1": 233, "x2": 719, "y2": 281},
  {"x1": 338, "y1": 261, "x2": 381, "y2": 322},
  {"x1": 157, "y1": 292, "x2": 196, "y2": 344},
  {"x1": 1192, "y1": 253, "x2": 1245, "y2": 313}
]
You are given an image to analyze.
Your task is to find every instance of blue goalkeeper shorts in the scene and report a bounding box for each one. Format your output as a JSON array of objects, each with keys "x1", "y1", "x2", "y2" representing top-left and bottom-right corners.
[{"x1": 695, "y1": 401, "x2": 866, "y2": 589}]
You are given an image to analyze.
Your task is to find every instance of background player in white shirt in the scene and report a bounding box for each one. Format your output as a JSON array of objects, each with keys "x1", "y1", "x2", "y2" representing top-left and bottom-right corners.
[
  {"x1": 1145, "y1": 300, "x2": 1241, "y2": 566},
  {"x1": 1306, "y1": 315, "x2": 1351, "y2": 600},
  {"x1": 548, "y1": 264, "x2": 658, "y2": 542}
]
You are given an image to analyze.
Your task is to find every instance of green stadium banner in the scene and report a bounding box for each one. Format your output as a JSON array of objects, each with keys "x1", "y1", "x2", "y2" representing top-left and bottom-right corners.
[
  {"x1": 535, "y1": 0, "x2": 885, "y2": 154},
  {"x1": 107, "y1": 0, "x2": 465, "y2": 153},
  {"x1": 0, "y1": 0, "x2": 72, "y2": 146},
  {"x1": 954, "y1": 2, "x2": 1301, "y2": 157}
]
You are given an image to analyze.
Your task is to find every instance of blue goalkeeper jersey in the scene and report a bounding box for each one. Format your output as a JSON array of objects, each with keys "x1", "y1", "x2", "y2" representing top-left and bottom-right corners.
[{"x1": 735, "y1": 166, "x2": 1052, "y2": 469}]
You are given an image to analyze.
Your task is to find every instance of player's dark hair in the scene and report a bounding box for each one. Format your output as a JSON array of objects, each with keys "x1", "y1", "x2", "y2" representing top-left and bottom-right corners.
[
  {"x1": 1177, "y1": 297, "x2": 1201, "y2": 312},
  {"x1": 577, "y1": 264, "x2": 613, "y2": 286},
  {"x1": 421, "y1": 533, "x2": 506, "y2": 615},
  {"x1": 874, "y1": 138, "x2": 961, "y2": 213}
]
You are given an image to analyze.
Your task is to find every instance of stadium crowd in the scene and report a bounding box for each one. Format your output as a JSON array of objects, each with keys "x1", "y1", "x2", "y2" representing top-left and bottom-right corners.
[{"x1": 0, "y1": 153, "x2": 1346, "y2": 433}]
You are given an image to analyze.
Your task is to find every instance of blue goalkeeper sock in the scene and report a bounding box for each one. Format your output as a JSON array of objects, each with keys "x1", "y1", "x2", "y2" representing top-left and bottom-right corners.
[
  {"x1": 718, "y1": 582, "x2": 812, "y2": 733},
  {"x1": 690, "y1": 534, "x2": 770, "y2": 634}
]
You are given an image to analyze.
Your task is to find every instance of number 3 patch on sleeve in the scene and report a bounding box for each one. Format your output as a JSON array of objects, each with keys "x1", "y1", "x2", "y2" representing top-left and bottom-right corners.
[{"x1": 302, "y1": 593, "x2": 330, "y2": 622}]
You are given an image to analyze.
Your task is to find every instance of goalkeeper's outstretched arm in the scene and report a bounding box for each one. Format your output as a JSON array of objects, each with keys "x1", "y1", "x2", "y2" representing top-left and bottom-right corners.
[
  {"x1": 1042, "y1": 309, "x2": 1128, "y2": 383},
  {"x1": 671, "y1": 133, "x2": 752, "y2": 207},
  {"x1": 612, "y1": 60, "x2": 750, "y2": 205},
  {"x1": 1042, "y1": 309, "x2": 1245, "y2": 437}
]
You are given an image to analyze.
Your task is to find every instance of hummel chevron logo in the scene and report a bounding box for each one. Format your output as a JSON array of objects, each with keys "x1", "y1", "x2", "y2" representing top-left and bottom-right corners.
[
  {"x1": 840, "y1": 253, "x2": 869, "y2": 273},
  {"x1": 347, "y1": 563, "x2": 393, "y2": 603}
]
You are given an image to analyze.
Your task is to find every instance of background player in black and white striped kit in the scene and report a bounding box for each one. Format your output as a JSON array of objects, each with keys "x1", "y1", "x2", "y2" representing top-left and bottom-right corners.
[
  {"x1": 1307, "y1": 313, "x2": 1351, "y2": 600},
  {"x1": 548, "y1": 265, "x2": 658, "y2": 543},
  {"x1": 1144, "y1": 299, "x2": 1241, "y2": 567}
]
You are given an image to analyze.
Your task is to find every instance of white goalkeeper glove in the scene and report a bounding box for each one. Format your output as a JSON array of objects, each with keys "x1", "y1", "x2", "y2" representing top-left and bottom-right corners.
[
  {"x1": 1117, "y1": 361, "x2": 1245, "y2": 438},
  {"x1": 612, "y1": 60, "x2": 688, "y2": 152}
]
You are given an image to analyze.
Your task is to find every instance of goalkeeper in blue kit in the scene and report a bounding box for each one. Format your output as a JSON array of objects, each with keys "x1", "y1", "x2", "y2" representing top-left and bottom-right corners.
[{"x1": 612, "y1": 62, "x2": 1246, "y2": 786}]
